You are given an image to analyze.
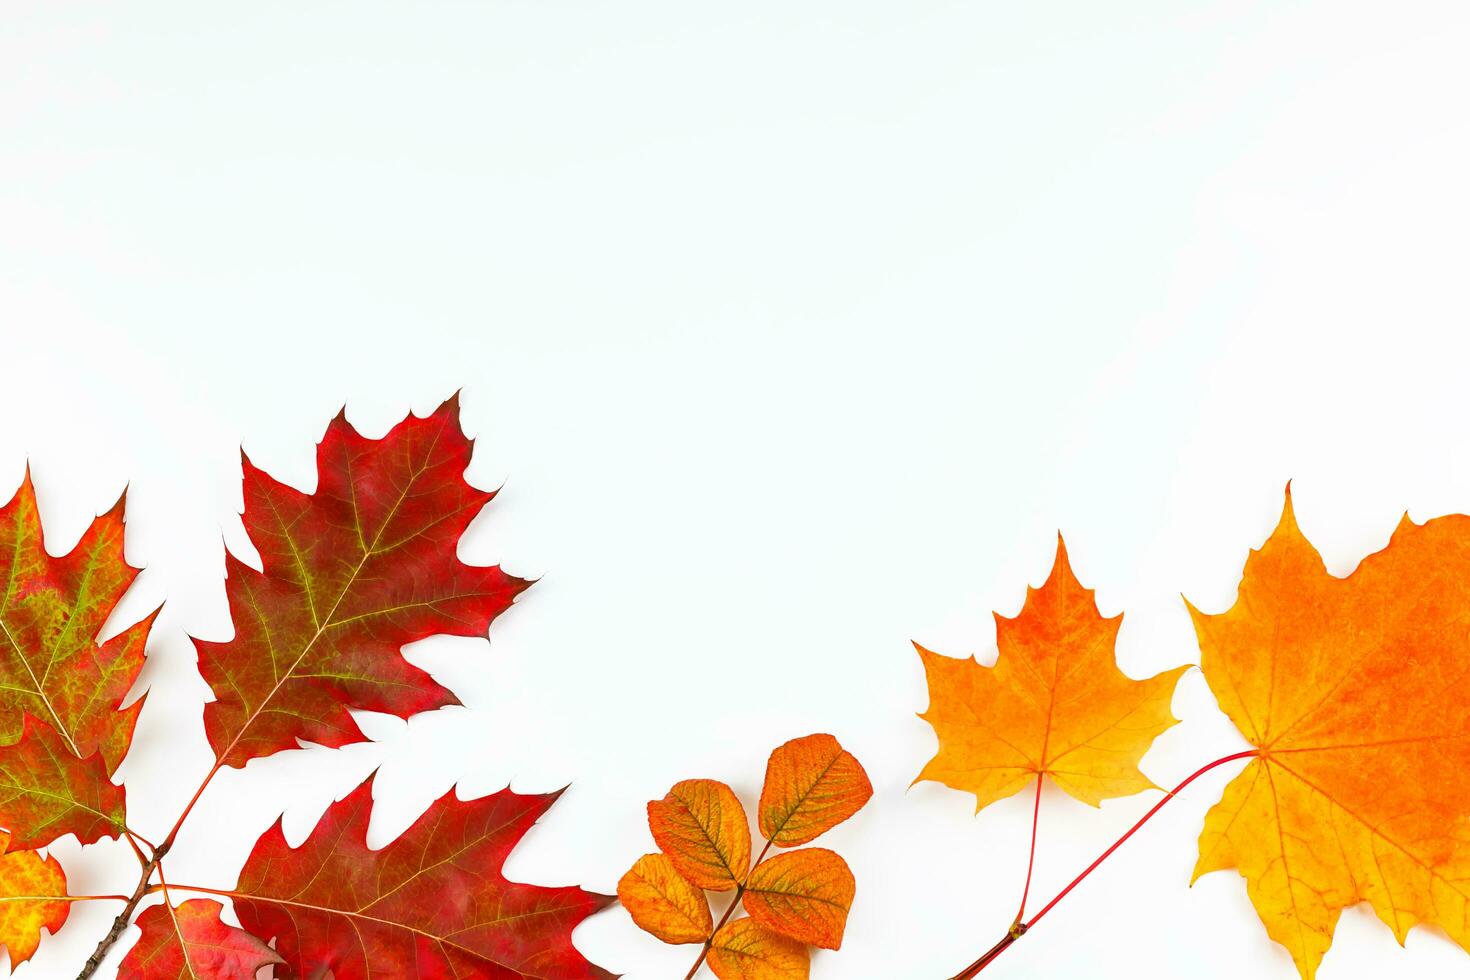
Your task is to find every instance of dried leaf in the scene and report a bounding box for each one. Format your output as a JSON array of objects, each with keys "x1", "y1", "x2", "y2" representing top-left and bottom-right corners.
[
  {"x1": 231, "y1": 776, "x2": 614, "y2": 979},
  {"x1": 119, "y1": 899, "x2": 280, "y2": 980},
  {"x1": 706, "y1": 918, "x2": 809, "y2": 980},
  {"x1": 618, "y1": 852, "x2": 712, "y2": 944},
  {"x1": 0, "y1": 830, "x2": 68, "y2": 966},
  {"x1": 197, "y1": 395, "x2": 528, "y2": 769},
  {"x1": 648, "y1": 779, "x2": 751, "y2": 892},
  {"x1": 916, "y1": 536, "x2": 1189, "y2": 809},
  {"x1": 742, "y1": 848, "x2": 854, "y2": 950},
  {"x1": 758, "y1": 734, "x2": 872, "y2": 848},
  {"x1": 1190, "y1": 490, "x2": 1470, "y2": 978}
]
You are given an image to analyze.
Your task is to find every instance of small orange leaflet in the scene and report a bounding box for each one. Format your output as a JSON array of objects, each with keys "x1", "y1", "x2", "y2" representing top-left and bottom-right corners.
[
  {"x1": 915, "y1": 536, "x2": 1189, "y2": 811},
  {"x1": 620, "y1": 734, "x2": 873, "y2": 979},
  {"x1": 759, "y1": 734, "x2": 871, "y2": 847},
  {"x1": 707, "y1": 918, "x2": 808, "y2": 980},
  {"x1": 650, "y1": 780, "x2": 753, "y2": 892},
  {"x1": 1190, "y1": 489, "x2": 1470, "y2": 978},
  {"x1": 618, "y1": 853, "x2": 713, "y2": 945},
  {"x1": 742, "y1": 848, "x2": 854, "y2": 950}
]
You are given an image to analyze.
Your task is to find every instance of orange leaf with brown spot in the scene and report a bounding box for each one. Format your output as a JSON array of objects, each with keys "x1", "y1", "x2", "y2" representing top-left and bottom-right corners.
[
  {"x1": 915, "y1": 536, "x2": 1189, "y2": 810},
  {"x1": 706, "y1": 919, "x2": 809, "y2": 980},
  {"x1": 617, "y1": 853, "x2": 712, "y2": 944},
  {"x1": 758, "y1": 734, "x2": 872, "y2": 848},
  {"x1": 1190, "y1": 490, "x2": 1470, "y2": 978},
  {"x1": 742, "y1": 848, "x2": 854, "y2": 950},
  {"x1": 648, "y1": 779, "x2": 751, "y2": 891}
]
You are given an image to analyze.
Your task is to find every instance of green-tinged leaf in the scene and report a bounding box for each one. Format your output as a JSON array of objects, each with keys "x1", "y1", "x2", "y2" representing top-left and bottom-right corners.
[
  {"x1": 0, "y1": 715, "x2": 125, "y2": 849},
  {"x1": 197, "y1": 395, "x2": 528, "y2": 768}
]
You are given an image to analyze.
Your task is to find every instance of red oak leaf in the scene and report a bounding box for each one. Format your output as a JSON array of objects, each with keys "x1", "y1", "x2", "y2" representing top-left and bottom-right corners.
[
  {"x1": 196, "y1": 395, "x2": 528, "y2": 768},
  {"x1": 229, "y1": 776, "x2": 614, "y2": 979},
  {"x1": 0, "y1": 716, "x2": 125, "y2": 850},
  {"x1": 119, "y1": 899, "x2": 280, "y2": 980},
  {"x1": 0, "y1": 475, "x2": 150, "y2": 849}
]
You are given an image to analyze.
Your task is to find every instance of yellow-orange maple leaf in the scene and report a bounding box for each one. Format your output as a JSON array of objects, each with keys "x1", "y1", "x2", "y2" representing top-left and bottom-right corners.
[
  {"x1": 1190, "y1": 490, "x2": 1470, "y2": 978},
  {"x1": 915, "y1": 537, "x2": 1189, "y2": 810}
]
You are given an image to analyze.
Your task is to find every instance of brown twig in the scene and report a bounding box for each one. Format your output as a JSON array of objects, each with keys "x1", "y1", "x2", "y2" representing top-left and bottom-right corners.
[{"x1": 75, "y1": 839, "x2": 171, "y2": 980}]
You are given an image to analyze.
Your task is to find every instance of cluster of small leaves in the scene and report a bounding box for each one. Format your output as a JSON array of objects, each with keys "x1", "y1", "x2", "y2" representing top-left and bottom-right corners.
[
  {"x1": 619, "y1": 734, "x2": 872, "y2": 979},
  {"x1": 918, "y1": 498, "x2": 1470, "y2": 979},
  {"x1": 0, "y1": 397, "x2": 613, "y2": 979}
]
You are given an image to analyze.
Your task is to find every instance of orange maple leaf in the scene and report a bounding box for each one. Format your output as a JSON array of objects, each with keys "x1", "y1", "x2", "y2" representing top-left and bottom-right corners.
[
  {"x1": 915, "y1": 536, "x2": 1189, "y2": 811},
  {"x1": 1189, "y1": 490, "x2": 1470, "y2": 978}
]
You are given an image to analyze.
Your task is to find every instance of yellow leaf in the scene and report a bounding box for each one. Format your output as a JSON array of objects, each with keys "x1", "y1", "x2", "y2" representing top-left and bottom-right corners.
[
  {"x1": 742, "y1": 848, "x2": 854, "y2": 950},
  {"x1": 617, "y1": 853, "x2": 712, "y2": 945},
  {"x1": 915, "y1": 536, "x2": 1189, "y2": 809},
  {"x1": 706, "y1": 918, "x2": 809, "y2": 980},
  {"x1": 1191, "y1": 491, "x2": 1470, "y2": 978},
  {"x1": 0, "y1": 830, "x2": 68, "y2": 966},
  {"x1": 648, "y1": 779, "x2": 751, "y2": 891},
  {"x1": 758, "y1": 734, "x2": 872, "y2": 847}
]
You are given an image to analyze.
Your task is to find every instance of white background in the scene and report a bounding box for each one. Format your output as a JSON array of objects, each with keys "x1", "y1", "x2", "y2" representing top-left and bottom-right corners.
[{"x1": 3, "y1": 3, "x2": 1470, "y2": 978}]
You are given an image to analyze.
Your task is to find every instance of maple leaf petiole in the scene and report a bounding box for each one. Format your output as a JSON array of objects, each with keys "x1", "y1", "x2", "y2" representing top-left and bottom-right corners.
[
  {"x1": 682, "y1": 838, "x2": 776, "y2": 980},
  {"x1": 1014, "y1": 772, "x2": 1044, "y2": 923},
  {"x1": 948, "y1": 750, "x2": 1257, "y2": 980}
]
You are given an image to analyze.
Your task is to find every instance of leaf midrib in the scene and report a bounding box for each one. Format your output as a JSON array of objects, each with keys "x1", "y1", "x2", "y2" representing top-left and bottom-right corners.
[
  {"x1": 201, "y1": 886, "x2": 576, "y2": 979},
  {"x1": 0, "y1": 600, "x2": 83, "y2": 760},
  {"x1": 217, "y1": 418, "x2": 448, "y2": 765}
]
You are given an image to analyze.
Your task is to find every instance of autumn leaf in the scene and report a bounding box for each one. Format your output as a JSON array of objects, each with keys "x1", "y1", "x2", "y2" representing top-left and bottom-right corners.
[
  {"x1": 758, "y1": 734, "x2": 872, "y2": 848},
  {"x1": 741, "y1": 848, "x2": 854, "y2": 950},
  {"x1": 119, "y1": 899, "x2": 280, "y2": 980},
  {"x1": 0, "y1": 475, "x2": 152, "y2": 849},
  {"x1": 229, "y1": 775, "x2": 614, "y2": 979},
  {"x1": 915, "y1": 536, "x2": 1189, "y2": 810},
  {"x1": 705, "y1": 919, "x2": 808, "y2": 980},
  {"x1": 0, "y1": 715, "x2": 126, "y2": 850},
  {"x1": 627, "y1": 737, "x2": 870, "y2": 979},
  {"x1": 648, "y1": 779, "x2": 752, "y2": 892},
  {"x1": 1189, "y1": 490, "x2": 1470, "y2": 978},
  {"x1": 618, "y1": 853, "x2": 712, "y2": 944},
  {"x1": 0, "y1": 830, "x2": 68, "y2": 966},
  {"x1": 197, "y1": 395, "x2": 528, "y2": 769}
]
